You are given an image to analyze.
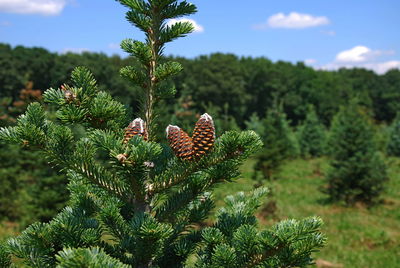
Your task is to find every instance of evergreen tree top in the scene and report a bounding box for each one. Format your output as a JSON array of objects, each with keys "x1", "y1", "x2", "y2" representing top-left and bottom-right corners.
[
  {"x1": 0, "y1": 1, "x2": 325, "y2": 266},
  {"x1": 328, "y1": 100, "x2": 376, "y2": 157}
]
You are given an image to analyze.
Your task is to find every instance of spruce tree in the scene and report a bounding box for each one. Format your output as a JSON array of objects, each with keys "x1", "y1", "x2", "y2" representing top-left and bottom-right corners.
[
  {"x1": 251, "y1": 108, "x2": 297, "y2": 181},
  {"x1": 0, "y1": 1, "x2": 325, "y2": 267},
  {"x1": 298, "y1": 105, "x2": 325, "y2": 158},
  {"x1": 325, "y1": 101, "x2": 388, "y2": 205},
  {"x1": 387, "y1": 113, "x2": 400, "y2": 156},
  {"x1": 245, "y1": 113, "x2": 265, "y2": 138}
]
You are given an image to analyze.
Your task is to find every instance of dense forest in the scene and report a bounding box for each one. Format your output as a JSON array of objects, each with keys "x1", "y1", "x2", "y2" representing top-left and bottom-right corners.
[{"x1": 1, "y1": 42, "x2": 400, "y2": 129}]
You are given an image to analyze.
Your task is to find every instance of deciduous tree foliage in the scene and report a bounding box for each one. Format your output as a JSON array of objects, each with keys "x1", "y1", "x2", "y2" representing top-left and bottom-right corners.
[
  {"x1": 1, "y1": 46, "x2": 400, "y2": 128},
  {"x1": 0, "y1": 1, "x2": 325, "y2": 267}
]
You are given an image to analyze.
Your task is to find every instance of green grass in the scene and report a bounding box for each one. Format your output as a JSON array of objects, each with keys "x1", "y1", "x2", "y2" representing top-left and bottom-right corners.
[{"x1": 213, "y1": 157, "x2": 400, "y2": 268}]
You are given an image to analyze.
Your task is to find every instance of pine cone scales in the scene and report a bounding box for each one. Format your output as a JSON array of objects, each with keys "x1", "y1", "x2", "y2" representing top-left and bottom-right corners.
[
  {"x1": 124, "y1": 118, "x2": 148, "y2": 143},
  {"x1": 192, "y1": 113, "x2": 215, "y2": 157},
  {"x1": 166, "y1": 125, "x2": 194, "y2": 160},
  {"x1": 166, "y1": 114, "x2": 215, "y2": 161}
]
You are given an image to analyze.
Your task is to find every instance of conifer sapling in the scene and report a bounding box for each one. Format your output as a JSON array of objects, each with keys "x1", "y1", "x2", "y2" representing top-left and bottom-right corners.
[
  {"x1": 325, "y1": 100, "x2": 388, "y2": 205},
  {"x1": 0, "y1": 1, "x2": 325, "y2": 267}
]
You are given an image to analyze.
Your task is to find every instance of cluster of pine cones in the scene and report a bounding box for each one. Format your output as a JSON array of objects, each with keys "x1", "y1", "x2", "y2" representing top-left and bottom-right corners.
[{"x1": 123, "y1": 113, "x2": 215, "y2": 161}]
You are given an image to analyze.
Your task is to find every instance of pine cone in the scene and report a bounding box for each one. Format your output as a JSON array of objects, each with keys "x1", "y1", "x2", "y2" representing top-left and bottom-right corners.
[
  {"x1": 166, "y1": 125, "x2": 194, "y2": 160},
  {"x1": 192, "y1": 113, "x2": 215, "y2": 158},
  {"x1": 64, "y1": 90, "x2": 76, "y2": 102},
  {"x1": 61, "y1": 84, "x2": 76, "y2": 103},
  {"x1": 124, "y1": 118, "x2": 148, "y2": 143},
  {"x1": 116, "y1": 153, "x2": 127, "y2": 162}
]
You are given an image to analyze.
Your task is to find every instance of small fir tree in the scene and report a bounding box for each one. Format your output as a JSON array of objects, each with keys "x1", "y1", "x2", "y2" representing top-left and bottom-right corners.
[
  {"x1": 325, "y1": 101, "x2": 388, "y2": 205},
  {"x1": 245, "y1": 112, "x2": 265, "y2": 138},
  {"x1": 298, "y1": 105, "x2": 326, "y2": 158},
  {"x1": 251, "y1": 108, "x2": 297, "y2": 181},
  {"x1": 0, "y1": 1, "x2": 325, "y2": 267},
  {"x1": 387, "y1": 113, "x2": 400, "y2": 156}
]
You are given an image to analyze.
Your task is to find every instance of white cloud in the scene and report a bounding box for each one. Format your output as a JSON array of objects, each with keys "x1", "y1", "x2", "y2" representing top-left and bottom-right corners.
[
  {"x1": 304, "y1": 59, "x2": 317, "y2": 65},
  {"x1": 321, "y1": 61, "x2": 400, "y2": 74},
  {"x1": 166, "y1": 18, "x2": 204, "y2": 33},
  {"x1": 254, "y1": 12, "x2": 329, "y2": 30},
  {"x1": 335, "y1": 46, "x2": 371, "y2": 62},
  {"x1": 362, "y1": 61, "x2": 400, "y2": 74},
  {"x1": 319, "y1": 46, "x2": 399, "y2": 74},
  {"x1": 335, "y1": 45, "x2": 395, "y2": 63},
  {"x1": 0, "y1": 0, "x2": 66, "y2": 16}
]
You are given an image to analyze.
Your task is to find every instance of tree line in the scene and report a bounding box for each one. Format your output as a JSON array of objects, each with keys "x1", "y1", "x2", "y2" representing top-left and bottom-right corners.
[{"x1": 2, "y1": 43, "x2": 400, "y2": 128}]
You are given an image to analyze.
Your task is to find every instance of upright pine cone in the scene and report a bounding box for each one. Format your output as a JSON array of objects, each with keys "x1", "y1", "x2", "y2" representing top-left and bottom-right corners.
[
  {"x1": 166, "y1": 125, "x2": 194, "y2": 160},
  {"x1": 192, "y1": 113, "x2": 215, "y2": 158},
  {"x1": 123, "y1": 118, "x2": 148, "y2": 143},
  {"x1": 61, "y1": 84, "x2": 76, "y2": 103}
]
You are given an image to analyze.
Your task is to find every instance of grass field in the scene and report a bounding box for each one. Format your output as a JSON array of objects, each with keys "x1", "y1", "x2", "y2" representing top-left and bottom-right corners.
[
  {"x1": 1, "y1": 157, "x2": 399, "y2": 267},
  {"x1": 213, "y1": 157, "x2": 400, "y2": 268}
]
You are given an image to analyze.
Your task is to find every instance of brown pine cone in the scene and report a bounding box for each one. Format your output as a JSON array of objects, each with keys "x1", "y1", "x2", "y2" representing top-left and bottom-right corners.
[
  {"x1": 166, "y1": 125, "x2": 194, "y2": 160},
  {"x1": 61, "y1": 84, "x2": 76, "y2": 103},
  {"x1": 192, "y1": 113, "x2": 215, "y2": 158},
  {"x1": 123, "y1": 118, "x2": 148, "y2": 143}
]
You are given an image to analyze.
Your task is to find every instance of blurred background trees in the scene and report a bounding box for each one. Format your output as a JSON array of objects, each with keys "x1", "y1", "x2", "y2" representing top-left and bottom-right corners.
[
  {"x1": 0, "y1": 43, "x2": 398, "y2": 225},
  {"x1": 387, "y1": 113, "x2": 400, "y2": 157}
]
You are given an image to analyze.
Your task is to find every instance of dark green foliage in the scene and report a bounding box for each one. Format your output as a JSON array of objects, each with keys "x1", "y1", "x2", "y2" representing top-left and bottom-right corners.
[
  {"x1": 0, "y1": 1, "x2": 325, "y2": 267},
  {"x1": 176, "y1": 53, "x2": 249, "y2": 126},
  {"x1": 194, "y1": 189, "x2": 325, "y2": 268},
  {"x1": 368, "y1": 69, "x2": 400, "y2": 121},
  {"x1": 202, "y1": 103, "x2": 240, "y2": 135},
  {"x1": 1, "y1": 45, "x2": 400, "y2": 129},
  {"x1": 0, "y1": 242, "x2": 11, "y2": 267},
  {"x1": 44, "y1": 67, "x2": 127, "y2": 129},
  {"x1": 0, "y1": 72, "x2": 278, "y2": 266},
  {"x1": 56, "y1": 247, "x2": 130, "y2": 268},
  {"x1": 250, "y1": 108, "x2": 297, "y2": 180},
  {"x1": 0, "y1": 144, "x2": 68, "y2": 226},
  {"x1": 298, "y1": 105, "x2": 326, "y2": 158},
  {"x1": 245, "y1": 113, "x2": 265, "y2": 137},
  {"x1": 325, "y1": 101, "x2": 388, "y2": 205},
  {"x1": 0, "y1": 84, "x2": 68, "y2": 227},
  {"x1": 0, "y1": 145, "x2": 22, "y2": 220},
  {"x1": 387, "y1": 114, "x2": 400, "y2": 156}
]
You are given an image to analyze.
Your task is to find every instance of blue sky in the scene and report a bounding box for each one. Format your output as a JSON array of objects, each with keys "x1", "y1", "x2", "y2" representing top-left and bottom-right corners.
[{"x1": 0, "y1": 0, "x2": 399, "y2": 74}]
